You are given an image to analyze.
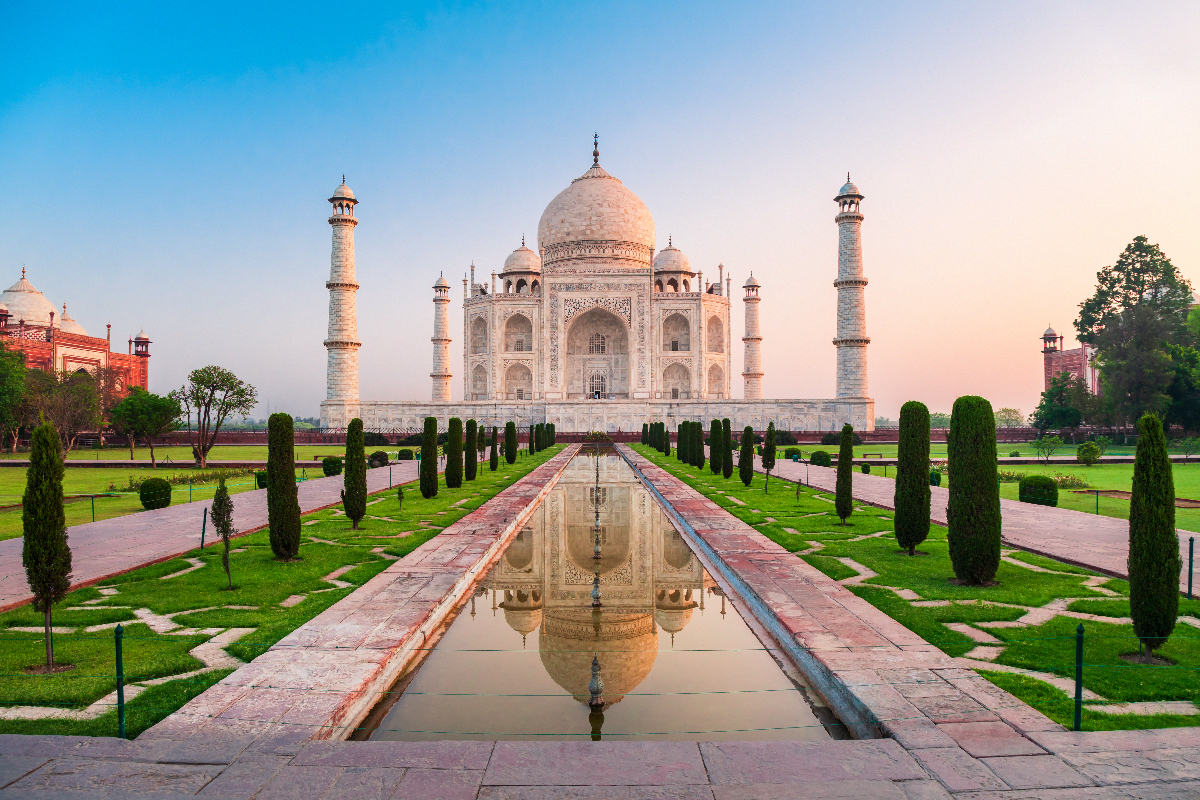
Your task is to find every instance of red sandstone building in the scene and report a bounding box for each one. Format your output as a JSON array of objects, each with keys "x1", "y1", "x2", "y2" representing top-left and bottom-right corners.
[
  {"x1": 0, "y1": 269, "x2": 150, "y2": 389},
  {"x1": 1041, "y1": 325, "x2": 1098, "y2": 395}
]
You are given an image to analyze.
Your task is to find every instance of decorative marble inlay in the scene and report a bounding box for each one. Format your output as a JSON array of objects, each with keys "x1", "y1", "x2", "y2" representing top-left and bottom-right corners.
[{"x1": 564, "y1": 296, "x2": 631, "y2": 327}]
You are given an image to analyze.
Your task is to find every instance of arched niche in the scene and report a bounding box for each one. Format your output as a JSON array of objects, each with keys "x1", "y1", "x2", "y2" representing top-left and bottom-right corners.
[
  {"x1": 663, "y1": 362, "x2": 690, "y2": 399},
  {"x1": 565, "y1": 307, "x2": 629, "y2": 399},
  {"x1": 707, "y1": 363, "x2": 724, "y2": 399},
  {"x1": 471, "y1": 364, "x2": 488, "y2": 399},
  {"x1": 662, "y1": 313, "x2": 690, "y2": 352},
  {"x1": 505, "y1": 314, "x2": 533, "y2": 352},
  {"x1": 505, "y1": 363, "x2": 533, "y2": 400},
  {"x1": 516, "y1": 278, "x2": 529, "y2": 294},
  {"x1": 470, "y1": 317, "x2": 488, "y2": 354},
  {"x1": 666, "y1": 278, "x2": 678, "y2": 292},
  {"x1": 654, "y1": 280, "x2": 663, "y2": 292},
  {"x1": 706, "y1": 316, "x2": 724, "y2": 352}
]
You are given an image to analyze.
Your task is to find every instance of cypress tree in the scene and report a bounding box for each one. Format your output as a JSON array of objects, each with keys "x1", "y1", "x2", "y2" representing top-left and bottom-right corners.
[
  {"x1": 446, "y1": 418, "x2": 463, "y2": 488},
  {"x1": 211, "y1": 477, "x2": 235, "y2": 590},
  {"x1": 642, "y1": 422, "x2": 649, "y2": 445},
  {"x1": 894, "y1": 401, "x2": 931, "y2": 555},
  {"x1": 738, "y1": 426, "x2": 754, "y2": 486},
  {"x1": 678, "y1": 422, "x2": 687, "y2": 462},
  {"x1": 505, "y1": 421, "x2": 518, "y2": 464},
  {"x1": 835, "y1": 424, "x2": 855, "y2": 524},
  {"x1": 722, "y1": 419, "x2": 733, "y2": 479},
  {"x1": 490, "y1": 426, "x2": 499, "y2": 471},
  {"x1": 710, "y1": 420, "x2": 722, "y2": 475},
  {"x1": 343, "y1": 418, "x2": 368, "y2": 529},
  {"x1": 22, "y1": 421, "x2": 70, "y2": 671},
  {"x1": 663, "y1": 423, "x2": 671, "y2": 457},
  {"x1": 420, "y1": 416, "x2": 439, "y2": 498},
  {"x1": 549, "y1": 423, "x2": 556, "y2": 446},
  {"x1": 762, "y1": 421, "x2": 777, "y2": 493},
  {"x1": 1129, "y1": 414, "x2": 1180, "y2": 658},
  {"x1": 464, "y1": 420, "x2": 478, "y2": 481},
  {"x1": 695, "y1": 423, "x2": 706, "y2": 470},
  {"x1": 267, "y1": 413, "x2": 302, "y2": 558},
  {"x1": 529, "y1": 425, "x2": 535, "y2": 454},
  {"x1": 946, "y1": 396, "x2": 1002, "y2": 584}
]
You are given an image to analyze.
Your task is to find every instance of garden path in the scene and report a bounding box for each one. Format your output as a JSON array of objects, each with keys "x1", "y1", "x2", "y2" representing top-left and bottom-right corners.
[
  {"x1": 755, "y1": 455, "x2": 1196, "y2": 593},
  {"x1": 0, "y1": 462, "x2": 422, "y2": 611}
]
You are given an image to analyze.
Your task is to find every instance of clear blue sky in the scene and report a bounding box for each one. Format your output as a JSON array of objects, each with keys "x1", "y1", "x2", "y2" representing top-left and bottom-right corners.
[{"x1": 2, "y1": 1, "x2": 1197, "y2": 421}]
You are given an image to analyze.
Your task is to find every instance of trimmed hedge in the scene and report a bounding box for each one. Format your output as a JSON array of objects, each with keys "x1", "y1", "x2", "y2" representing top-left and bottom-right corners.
[
  {"x1": 368, "y1": 450, "x2": 388, "y2": 467},
  {"x1": 946, "y1": 396, "x2": 1001, "y2": 585},
  {"x1": 321, "y1": 456, "x2": 343, "y2": 476},
  {"x1": 139, "y1": 477, "x2": 172, "y2": 510},
  {"x1": 363, "y1": 431, "x2": 390, "y2": 447},
  {"x1": 1018, "y1": 475, "x2": 1058, "y2": 507},
  {"x1": 822, "y1": 431, "x2": 863, "y2": 446},
  {"x1": 396, "y1": 449, "x2": 414, "y2": 461},
  {"x1": 894, "y1": 400, "x2": 931, "y2": 555},
  {"x1": 810, "y1": 450, "x2": 831, "y2": 467},
  {"x1": 784, "y1": 447, "x2": 801, "y2": 460}
]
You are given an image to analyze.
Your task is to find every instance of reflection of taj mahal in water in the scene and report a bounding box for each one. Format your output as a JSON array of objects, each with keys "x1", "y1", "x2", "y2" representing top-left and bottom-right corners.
[
  {"x1": 320, "y1": 138, "x2": 875, "y2": 433},
  {"x1": 480, "y1": 452, "x2": 710, "y2": 706}
]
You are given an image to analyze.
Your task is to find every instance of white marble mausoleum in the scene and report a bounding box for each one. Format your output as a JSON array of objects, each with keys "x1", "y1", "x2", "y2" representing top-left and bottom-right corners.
[{"x1": 319, "y1": 139, "x2": 874, "y2": 434}]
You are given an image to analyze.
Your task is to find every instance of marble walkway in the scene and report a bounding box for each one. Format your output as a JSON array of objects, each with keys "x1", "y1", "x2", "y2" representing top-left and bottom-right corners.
[
  {"x1": 755, "y1": 454, "x2": 1196, "y2": 593},
  {"x1": 0, "y1": 462, "x2": 422, "y2": 611}
]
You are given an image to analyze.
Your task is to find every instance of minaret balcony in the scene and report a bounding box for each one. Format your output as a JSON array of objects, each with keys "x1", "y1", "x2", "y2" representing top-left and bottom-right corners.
[
  {"x1": 832, "y1": 278, "x2": 868, "y2": 289},
  {"x1": 325, "y1": 281, "x2": 360, "y2": 291}
]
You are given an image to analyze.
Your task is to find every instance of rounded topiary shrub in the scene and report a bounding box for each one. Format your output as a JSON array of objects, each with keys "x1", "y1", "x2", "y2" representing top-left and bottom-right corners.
[
  {"x1": 254, "y1": 470, "x2": 267, "y2": 489},
  {"x1": 139, "y1": 477, "x2": 172, "y2": 510},
  {"x1": 1018, "y1": 474, "x2": 1058, "y2": 507},
  {"x1": 861, "y1": 463, "x2": 871, "y2": 474},
  {"x1": 929, "y1": 470, "x2": 941, "y2": 486},
  {"x1": 810, "y1": 450, "x2": 831, "y2": 467},
  {"x1": 363, "y1": 431, "x2": 390, "y2": 447},
  {"x1": 1009, "y1": 450, "x2": 1021, "y2": 458},
  {"x1": 784, "y1": 447, "x2": 801, "y2": 460},
  {"x1": 397, "y1": 449, "x2": 414, "y2": 460},
  {"x1": 821, "y1": 431, "x2": 863, "y2": 446},
  {"x1": 369, "y1": 450, "x2": 388, "y2": 467},
  {"x1": 322, "y1": 456, "x2": 343, "y2": 477},
  {"x1": 1077, "y1": 441, "x2": 1101, "y2": 466}
]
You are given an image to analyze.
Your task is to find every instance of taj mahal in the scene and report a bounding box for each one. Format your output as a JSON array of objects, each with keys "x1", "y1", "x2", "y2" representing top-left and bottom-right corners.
[{"x1": 319, "y1": 138, "x2": 874, "y2": 434}]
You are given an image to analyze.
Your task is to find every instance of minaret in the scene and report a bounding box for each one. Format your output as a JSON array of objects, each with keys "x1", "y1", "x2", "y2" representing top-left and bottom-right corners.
[
  {"x1": 325, "y1": 178, "x2": 361, "y2": 402},
  {"x1": 431, "y1": 273, "x2": 452, "y2": 401},
  {"x1": 741, "y1": 273, "x2": 763, "y2": 399},
  {"x1": 834, "y1": 175, "x2": 869, "y2": 398}
]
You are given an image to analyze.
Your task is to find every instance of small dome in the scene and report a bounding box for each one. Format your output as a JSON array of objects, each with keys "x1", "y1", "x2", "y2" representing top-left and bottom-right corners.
[
  {"x1": 0, "y1": 270, "x2": 58, "y2": 327},
  {"x1": 59, "y1": 304, "x2": 87, "y2": 337},
  {"x1": 743, "y1": 274, "x2": 760, "y2": 288},
  {"x1": 433, "y1": 274, "x2": 450, "y2": 289},
  {"x1": 502, "y1": 243, "x2": 542, "y2": 274},
  {"x1": 1043, "y1": 326, "x2": 1057, "y2": 338},
  {"x1": 331, "y1": 180, "x2": 356, "y2": 201},
  {"x1": 653, "y1": 241, "x2": 691, "y2": 274},
  {"x1": 836, "y1": 177, "x2": 862, "y2": 198},
  {"x1": 134, "y1": 329, "x2": 149, "y2": 340}
]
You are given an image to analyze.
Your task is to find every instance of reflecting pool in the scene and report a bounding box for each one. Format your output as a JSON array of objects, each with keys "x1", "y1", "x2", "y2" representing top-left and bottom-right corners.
[{"x1": 362, "y1": 450, "x2": 842, "y2": 741}]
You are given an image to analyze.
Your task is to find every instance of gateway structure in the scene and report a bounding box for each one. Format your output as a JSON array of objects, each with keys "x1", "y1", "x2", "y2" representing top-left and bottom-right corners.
[{"x1": 319, "y1": 141, "x2": 873, "y2": 433}]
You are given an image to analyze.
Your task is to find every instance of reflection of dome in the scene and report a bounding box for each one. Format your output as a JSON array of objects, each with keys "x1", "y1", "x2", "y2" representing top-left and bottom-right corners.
[
  {"x1": 502, "y1": 243, "x2": 541, "y2": 274},
  {"x1": 503, "y1": 608, "x2": 542, "y2": 638},
  {"x1": 538, "y1": 164, "x2": 656, "y2": 252},
  {"x1": 566, "y1": 525, "x2": 630, "y2": 576},
  {"x1": 662, "y1": 531, "x2": 694, "y2": 570},
  {"x1": 1, "y1": 270, "x2": 57, "y2": 326},
  {"x1": 654, "y1": 607, "x2": 694, "y2": 635},
  {"x1": 539, "y1": 611, "x2": 657, "y2": 706},
  {"x1": 59, "y1": 304, "x2": 87, "y2": 336},
  {"x1": 504, "y1": 529, "x2": 534, "y2": 571}
]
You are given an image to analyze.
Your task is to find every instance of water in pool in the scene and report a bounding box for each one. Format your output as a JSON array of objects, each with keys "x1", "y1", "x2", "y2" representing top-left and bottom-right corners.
[{"x1": 363, "y1": 450, "x2": 841, "y2": 741}]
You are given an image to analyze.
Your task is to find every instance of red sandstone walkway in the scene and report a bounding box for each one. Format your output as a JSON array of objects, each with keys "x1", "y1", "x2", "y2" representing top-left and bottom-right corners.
[
  {"x1": 757, "y1": 455, "x2": 1195, "y2": 592},
  {"x1": 0, "y1": 462, "x2": 422, "y2": 611}
]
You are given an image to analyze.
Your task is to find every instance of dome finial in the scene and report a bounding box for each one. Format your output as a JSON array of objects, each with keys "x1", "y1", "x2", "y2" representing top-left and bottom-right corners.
[
  {"x1": 522, "y1": 234, "x2": 525, "y2": 247},
  {"x1": 668, "y1": 234, "x2": 672, "y2": 247},
  {"x1": 342, "y1": 174, "x2": 345, "y2": 184},
  {"x1": 847, "y1": 171, "x2": 850, "y2": 182},
  {"x1": 21, "y1": 265, "x2": 25, "y2": 279},
  {"x1": 593, "y1": 133, "x2": 599, "y2": 166}
]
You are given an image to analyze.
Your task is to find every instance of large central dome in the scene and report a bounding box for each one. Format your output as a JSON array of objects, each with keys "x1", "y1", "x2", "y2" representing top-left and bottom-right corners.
[{"x1": 537, "y1": 164, "x2": 656, "y2": 255}]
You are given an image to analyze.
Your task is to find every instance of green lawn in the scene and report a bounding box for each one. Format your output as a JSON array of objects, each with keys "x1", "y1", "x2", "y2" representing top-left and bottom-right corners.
[
  {"x1": 633, "y1": 444, "x2": 1200, "y2": 732},
  {"x1": 0, "y1": 467, "x2": 315, "y2": 542},
  {"x1": 0, "y1": 445, "x2": 562, "y2": 738}
]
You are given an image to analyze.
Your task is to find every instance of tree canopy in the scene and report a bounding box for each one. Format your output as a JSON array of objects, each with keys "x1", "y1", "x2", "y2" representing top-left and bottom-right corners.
[
  {"x1": 110, "y1": 388, "x2": 181, "y2": 466},
  {"x1": 169, "y1": 366, "x2": 257, "y2": 467}
]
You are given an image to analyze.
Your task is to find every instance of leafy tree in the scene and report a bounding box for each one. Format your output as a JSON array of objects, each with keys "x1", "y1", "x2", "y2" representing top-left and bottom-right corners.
[
  {"x1": 170, "y1": 366, "x2": 258, "y2": 467},
  {"x1": 504, "y1": 421, "x2": 517, "y2": 465},
  {"x1": 25, "y1": 369, "x2": 100, "y2": 458},
  {"x1": 1175, "y1": 436, "x2": 1200, "y2": 463},
  {"x1": 1077, "y1": 441, "x2": 1101, "y2": 466},
  {"x1": 1031, "y1": 372, "x2": 1085, "y2": 436},
  {"x1": 1128, "y1": 414, "x2": 1181, "y2": 658},
  {"x1": 761, "y1": 421, "x2": 776, "y2": 493},
  {"x1": 738, "y1": 426, "x2": 754, "y2": 486},
  {"x1": 929, "y1": 412, "x2": 952, "y2": 428},
  {"x1": 211, "y1": 478, "x2": 236, "y2": 589},
  {"x1": 419, "y1": 417, "x2": 438, "y2": 497},
  {"x1": 1165, "y1": 343, "x2": 1200, "y2": 434},
  {"x1": 995, "y1": 407, "x2": 1024, "y2": 428},
  {"x1": 709, "y1": 420, "x2": 722, "y2": 475},
  {"x1": 894, "y1": 401, "x2": 931, "y2": 555},
  {"x1": 22, "y1": 421, "x2": 71, "y2": 670},
  {"x1": 343, "y1": 418, "x2": 367, "y2": 528},
  {"x1": 446, "y1": 418, "x2": 463, "y2": 488},
  {"x1": 722, "y1": 419, "x2": 733, "y2": 479},
  {"x1": 0, "y1": 344, "x2": 25, "y2": 452},
  {"x1": 267, "y1": 413, "x2": 301, "y2": 557},
  {"x1": 835, "y1": 424, "x2": 854, "y2": 523},
  {"x1": 464, "y1": 419, "x2": 477, "y2": 481},
  {"x1": 90, "y1": 365, "x2": 125, "y2": 447},
  {"x1": 490, "y1": 426, "x2": 499, "y2": 471},
  {"x1": 1034, "y1": 435, "x2": 1064, "y2": 464},
  {"x1": 946, "y1": 396, "x2": 1001, "y2": 585},
  {"x1": 109, "y1": 388, "x2": 181, "y2": 467}
]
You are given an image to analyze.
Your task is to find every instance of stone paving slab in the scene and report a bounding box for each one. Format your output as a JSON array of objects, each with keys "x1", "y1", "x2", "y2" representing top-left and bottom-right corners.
[
  {"x1": 758, "y1": 455, "x2": 1194, "y2": 593},
  {"x1": 0, "y1": 461, "x2": 423, "y2": 611},
  {"x1": 484, "y1": 741, "x2": 709, "y2": 786}
]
